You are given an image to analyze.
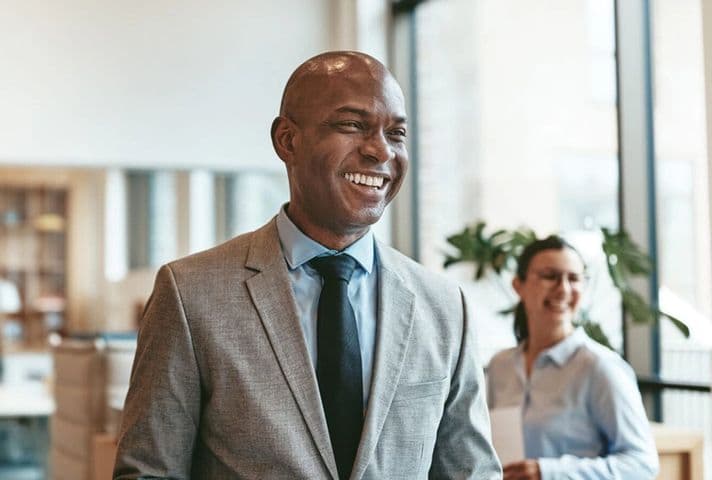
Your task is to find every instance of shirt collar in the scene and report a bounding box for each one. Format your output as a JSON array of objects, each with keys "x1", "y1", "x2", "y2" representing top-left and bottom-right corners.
[
  {"x1": 275, "y1": 204, "x2": 375, "y2": 274},
  {"x1": 542, "y1": 327, "x2": 587, "y2": 366},
  {"x1": 516, "y1": 327, "x2": 587, "y2": 368}
]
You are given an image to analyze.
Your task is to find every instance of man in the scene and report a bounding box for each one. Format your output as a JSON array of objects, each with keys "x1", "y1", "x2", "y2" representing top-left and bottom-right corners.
[{"x1": 114, "y1": 51, "x2": 501, "y2": 479}]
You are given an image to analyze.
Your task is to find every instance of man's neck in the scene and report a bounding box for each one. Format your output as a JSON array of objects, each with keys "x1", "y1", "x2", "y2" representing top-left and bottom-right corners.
[{"x1": 285, "y1": 205, "x2": 370, "y2": 251}]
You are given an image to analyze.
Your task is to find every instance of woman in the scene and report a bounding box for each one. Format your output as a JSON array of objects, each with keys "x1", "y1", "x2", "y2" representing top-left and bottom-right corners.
[{"x1": 487, "y1": 236, "x2": 659, "y2": 480}]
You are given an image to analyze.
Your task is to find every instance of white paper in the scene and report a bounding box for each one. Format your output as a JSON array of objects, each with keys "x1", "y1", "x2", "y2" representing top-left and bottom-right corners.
[{"x1": 489, "y1": 406, "x2": 525, "y2": 465}]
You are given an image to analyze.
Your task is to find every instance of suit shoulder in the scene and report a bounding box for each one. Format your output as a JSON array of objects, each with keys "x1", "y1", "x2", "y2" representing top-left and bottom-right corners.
[
  {"x1": 166, "y1": 231, "x2": 253, "y2": 273},
  {"x1": 376, "y1": 242, "x2": 462, "y2": 299}
]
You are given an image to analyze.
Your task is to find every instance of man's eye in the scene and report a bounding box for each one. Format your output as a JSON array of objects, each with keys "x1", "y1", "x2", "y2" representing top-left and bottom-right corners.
[
  {"x1": 389, "y1": 129, "x2": 407, "y2": 138},
  {"x1": 337, "y1": 121, "x2": 362, "y2": 129}
]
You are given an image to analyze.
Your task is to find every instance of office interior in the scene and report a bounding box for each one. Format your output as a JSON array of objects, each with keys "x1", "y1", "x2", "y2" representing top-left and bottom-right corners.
[{"x1": 0, "y1": 0, "x2": 711, "y2": 478}]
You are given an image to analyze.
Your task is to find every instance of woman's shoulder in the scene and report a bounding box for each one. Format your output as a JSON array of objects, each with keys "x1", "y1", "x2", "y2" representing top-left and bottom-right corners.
[
  {"x1": 487, "y1": 345, "x2": 520, "y2": 371},
  {"x1": 575, "y1": 335, "x2": 636, "y2": 384}
]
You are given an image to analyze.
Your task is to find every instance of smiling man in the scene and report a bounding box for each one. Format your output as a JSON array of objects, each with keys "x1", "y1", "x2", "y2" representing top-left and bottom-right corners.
[{"x1": 114, "y1": 51, "x2": 501, "y2": 480}]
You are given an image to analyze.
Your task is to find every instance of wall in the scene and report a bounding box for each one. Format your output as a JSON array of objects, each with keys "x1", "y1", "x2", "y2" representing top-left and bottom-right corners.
[
  {"x1": 0, "y1": 0, "x2": 331, "y2": 170},
  {"x1": 0, "y1": 0, "x2": 394, "y2": 333},
  {"x1": 1, "y1": 0, "x2": 337, "y2": 332}
]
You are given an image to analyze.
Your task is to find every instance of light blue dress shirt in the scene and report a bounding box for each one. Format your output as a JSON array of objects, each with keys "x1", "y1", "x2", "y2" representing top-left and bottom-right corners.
[
  {"x1": 487, "y1": 328, "x2": 659, "y2": 479},
  {"x1": 275, "y1": 207, "x2": 378, "y2": 407}
]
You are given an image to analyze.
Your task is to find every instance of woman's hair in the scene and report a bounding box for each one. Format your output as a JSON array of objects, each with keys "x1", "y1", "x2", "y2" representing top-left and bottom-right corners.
[{"x1": 512, "y1": 235, "x2": 584, "y2": 343}]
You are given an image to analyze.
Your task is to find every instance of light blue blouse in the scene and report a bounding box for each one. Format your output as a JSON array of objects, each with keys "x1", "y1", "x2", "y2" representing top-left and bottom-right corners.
[{"x1": 487, "y1": 328, "x2": 659, "y2": 479}]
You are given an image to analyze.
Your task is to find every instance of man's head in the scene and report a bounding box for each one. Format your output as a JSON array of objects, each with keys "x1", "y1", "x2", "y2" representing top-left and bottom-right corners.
[{"x1": 271, "y1": 51, "x2": 408, "y2": 250}]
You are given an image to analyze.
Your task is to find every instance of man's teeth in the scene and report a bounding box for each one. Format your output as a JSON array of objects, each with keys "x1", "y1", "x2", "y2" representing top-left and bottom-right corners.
[{"x1": 344, "y1": 173, "x2": 384, "y2": 188}]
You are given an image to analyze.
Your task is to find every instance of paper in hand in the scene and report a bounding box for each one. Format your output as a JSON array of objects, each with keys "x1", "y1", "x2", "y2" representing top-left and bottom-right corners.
[{"x1": 488, "y1": 406, "x2": 525, "y2": 465}]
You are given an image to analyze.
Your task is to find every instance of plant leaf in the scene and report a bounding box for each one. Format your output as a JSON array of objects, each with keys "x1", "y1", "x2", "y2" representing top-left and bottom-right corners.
[
  {"x1": 659, "y1": 311, "x2": 691, "y2": 338},
  {"x1": 444, "y1": 222, "x2": 688, "y2": 347},
  {"x1": 574, "y1": 319, "x2": 614, "y2": 350},
  {"x1": 498, "y1": 304, "x2": 517, "y2": 316},
  {"x1": 621, "y1": 289, "x2": 656, "y2": 324}
]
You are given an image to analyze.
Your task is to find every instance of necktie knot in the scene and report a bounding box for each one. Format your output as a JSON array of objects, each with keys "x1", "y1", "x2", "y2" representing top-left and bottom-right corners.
[{"x1": 309, "y1": 254, "x2": 358, "y2": 282}]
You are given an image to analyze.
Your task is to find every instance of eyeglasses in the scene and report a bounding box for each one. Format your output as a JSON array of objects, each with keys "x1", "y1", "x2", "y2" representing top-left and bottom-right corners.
[{"x1": 531, "y1": 269, "x2": 588, "y2": 289}]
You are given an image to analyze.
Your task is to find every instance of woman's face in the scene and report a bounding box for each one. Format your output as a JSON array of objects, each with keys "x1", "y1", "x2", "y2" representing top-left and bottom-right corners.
[{"x1": 512, "y1": 247, "x2": 586, "y2": 331}]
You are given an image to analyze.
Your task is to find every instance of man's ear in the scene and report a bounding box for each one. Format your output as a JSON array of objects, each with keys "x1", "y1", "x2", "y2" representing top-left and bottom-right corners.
[{"x1": 271, "y1": 116, "x2": 297, "y2": 163}]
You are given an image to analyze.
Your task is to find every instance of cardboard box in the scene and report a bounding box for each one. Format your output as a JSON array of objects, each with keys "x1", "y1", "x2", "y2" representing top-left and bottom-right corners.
[
  {"x1": 53, "y1": 341, "x2": 106, "y2": 388},
  {"x1": 51, "y1": 414, "x2": 102, "y2": 460},
  {"x1": 51, "y1": 446, "x2": 89, "y2": 480},
  {"x1": 54, "y1": 384, "x2": 105, "y2": 425},
  {"x1": 93, "y1": 433, "x2": 118, "y2": 480}
]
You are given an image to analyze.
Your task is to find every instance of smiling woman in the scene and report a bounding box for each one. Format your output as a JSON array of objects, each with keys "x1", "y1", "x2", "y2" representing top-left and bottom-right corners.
[
  {"x1": 391, "y1": 0, "x2": 623, "y2": 364},
  {"x1": 487, "y1": 237, "x2": 659, "y2": 480},
  {"x1": 510, "y1": 236, "x2": 586, "y2": 351}
]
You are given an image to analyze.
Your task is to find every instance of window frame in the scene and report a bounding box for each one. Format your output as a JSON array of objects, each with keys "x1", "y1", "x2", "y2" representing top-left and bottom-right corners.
[{"x1": 389, "y1": 0, "x2": 712, "y2": 423}]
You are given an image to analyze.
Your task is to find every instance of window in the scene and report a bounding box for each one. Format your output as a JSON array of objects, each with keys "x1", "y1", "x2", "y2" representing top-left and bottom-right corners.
[
  {"x1": 393, "y1": 0, "x2": 621, "y2": 361},
  {"x1": 214, "y1": 171, "x2": 289, "y2": 243},
  {"x1": 126, "y1": 170, "x2": 178, "y2": 269},
  {"x1": 393, "y1": 0, "x2": 712, "y2": 472},
  {"x1": 651, "y1": 0, "x2": 712, "y2": 466}
]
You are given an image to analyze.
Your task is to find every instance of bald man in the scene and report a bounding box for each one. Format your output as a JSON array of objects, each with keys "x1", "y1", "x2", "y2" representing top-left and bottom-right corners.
[{"x1": 114, "y1": 51, "x2": 501, "y2": 480}]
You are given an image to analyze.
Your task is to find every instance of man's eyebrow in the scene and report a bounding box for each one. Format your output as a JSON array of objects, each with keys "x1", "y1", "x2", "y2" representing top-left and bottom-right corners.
[
  {"x1": 333, "y1": 106, "x2": 407, "y2": 124},
  {"x1": 334, "y1": 106, "x2": 368, "y2": 116}
]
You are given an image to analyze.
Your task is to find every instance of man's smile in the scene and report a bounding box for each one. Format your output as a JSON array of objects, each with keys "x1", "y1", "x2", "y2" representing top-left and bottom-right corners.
[{"x1": 343, "y1": 172, "x2": 387, "y2": 189}]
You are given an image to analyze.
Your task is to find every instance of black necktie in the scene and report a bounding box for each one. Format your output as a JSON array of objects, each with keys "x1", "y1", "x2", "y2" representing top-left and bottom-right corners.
[{"x1": 309, "y1": 254, "x2": 363, "y2": 480}]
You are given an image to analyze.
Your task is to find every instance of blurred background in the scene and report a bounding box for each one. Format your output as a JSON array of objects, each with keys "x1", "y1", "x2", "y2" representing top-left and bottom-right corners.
[{"x1": 0, "y1": 0, "x2": 710, "y2": 478}]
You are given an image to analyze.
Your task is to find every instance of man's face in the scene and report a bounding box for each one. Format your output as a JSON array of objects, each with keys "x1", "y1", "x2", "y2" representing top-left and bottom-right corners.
[{"x1": 282, "y1": 67, "x2": 409, "y2": 243}]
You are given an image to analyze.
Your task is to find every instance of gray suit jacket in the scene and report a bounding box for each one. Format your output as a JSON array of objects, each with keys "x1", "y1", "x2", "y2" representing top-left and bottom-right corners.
[{"x1": 114, "y1": 219, "x2": 501, "y2": 479}]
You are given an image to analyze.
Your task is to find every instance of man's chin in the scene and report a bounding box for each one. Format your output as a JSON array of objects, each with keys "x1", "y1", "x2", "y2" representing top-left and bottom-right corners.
[{"x1": 349, "y1": 207, "x2": 386, "y2": 228}]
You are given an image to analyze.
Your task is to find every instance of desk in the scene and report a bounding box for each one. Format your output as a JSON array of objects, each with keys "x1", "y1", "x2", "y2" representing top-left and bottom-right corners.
[
  {"x1": 0, "y1": 381, "x2": 54, "y2": 479},
  {"x1": 0, "y1": 381, "x2": 54, "y2": 418},
  {"x1": 651, "y1": 423, "x2": 705, "y2": 480}
]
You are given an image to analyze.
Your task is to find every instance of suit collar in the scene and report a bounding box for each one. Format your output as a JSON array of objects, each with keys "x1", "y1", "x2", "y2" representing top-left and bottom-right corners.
[
  {"x1": 351, "y1": 242, "x2": 416, "y2": 480},
  {"x1": 245, "y1": 219, "x2": 339, "y2": 479},
  {"x1": 246, "y1": 228, "x2": 418, "y2": 480},
  {"x1": 244, "y1": 218, "x2": 283, "y2": 271}
]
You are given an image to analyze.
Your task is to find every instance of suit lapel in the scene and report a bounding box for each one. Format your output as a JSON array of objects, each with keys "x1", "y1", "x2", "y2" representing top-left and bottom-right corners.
[
  {"x1": 244, "y1": 221, "x2": 339, "y2": 480},
  {"x1": 351, "y1": 245, "x2": 416, "y2": 480}
]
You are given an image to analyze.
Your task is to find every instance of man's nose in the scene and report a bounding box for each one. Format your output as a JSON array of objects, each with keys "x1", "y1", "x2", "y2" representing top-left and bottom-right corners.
[{"x1": 360, "y1": 131, "x2": 395, "y2": 163}]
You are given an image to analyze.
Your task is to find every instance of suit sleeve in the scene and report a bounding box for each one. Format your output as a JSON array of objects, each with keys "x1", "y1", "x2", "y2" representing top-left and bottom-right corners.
[
  {"x1": 536, "y1": 356, "x2": 659, "y2": 480},
  {"x1": 429, "y1": 288, "x2": 503, "y2": 479},
  {"x1": 113, "y1": 265, "x2": 202, "y2": 480}
]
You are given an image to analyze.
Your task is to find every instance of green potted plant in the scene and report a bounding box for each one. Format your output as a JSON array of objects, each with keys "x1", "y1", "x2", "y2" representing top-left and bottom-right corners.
[{"x1": 443, "y1": 221, "x2": 689, "y2": 348}]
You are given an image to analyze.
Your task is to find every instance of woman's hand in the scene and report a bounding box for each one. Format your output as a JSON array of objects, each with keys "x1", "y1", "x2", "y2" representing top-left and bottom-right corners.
[{"x1": 503, "y1": 459, "x2": 541, "y2": 480}]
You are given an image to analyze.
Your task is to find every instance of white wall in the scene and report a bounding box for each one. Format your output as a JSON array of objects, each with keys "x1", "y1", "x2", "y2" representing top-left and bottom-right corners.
[
  {"x1": 0, "y1": 0, "x2": 396, "y2": 332},
  {"x1": 0, "y1": 0, "x2": 331, "y2": 170}
]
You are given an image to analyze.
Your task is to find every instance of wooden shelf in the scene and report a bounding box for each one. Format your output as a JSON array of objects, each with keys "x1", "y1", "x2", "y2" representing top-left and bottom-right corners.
[{"x1": 0, "y1": 186, "x2": 67, "y2": 351}]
